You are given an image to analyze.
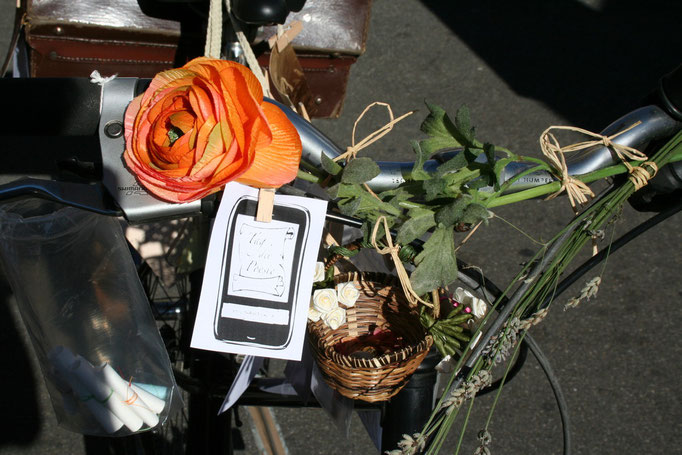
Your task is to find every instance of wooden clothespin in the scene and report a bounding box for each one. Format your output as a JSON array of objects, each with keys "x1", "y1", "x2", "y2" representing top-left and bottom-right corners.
[{"x1": 255, "y1": 188, "x2": 276, "y2": 223}]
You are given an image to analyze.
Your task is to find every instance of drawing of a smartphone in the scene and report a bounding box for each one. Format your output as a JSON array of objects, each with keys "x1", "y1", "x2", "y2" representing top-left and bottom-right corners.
[{"x1": 213, "y1": 195, "x2": 309, "y2": 349}]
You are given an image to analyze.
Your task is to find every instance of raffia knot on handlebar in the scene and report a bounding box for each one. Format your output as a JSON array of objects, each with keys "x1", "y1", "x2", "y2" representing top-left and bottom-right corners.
[
  {"x1": 333, "y1": 102, "x2": 413, "y2": 163},
  {"x1": 629, "y1": 161, "x2": 658, "y2": 190},
  {"x1": 539, "y1": 122, "x2": 655, "y2": 211}
]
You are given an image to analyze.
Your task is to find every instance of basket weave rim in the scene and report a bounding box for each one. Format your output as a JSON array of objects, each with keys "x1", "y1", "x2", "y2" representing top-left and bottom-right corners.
[
  {"x1": 310, "y1": 271, "x2": 432, "y2": 369},
  {"x1": 318, "y1": 335, "x2": 433, "y2": 369}
]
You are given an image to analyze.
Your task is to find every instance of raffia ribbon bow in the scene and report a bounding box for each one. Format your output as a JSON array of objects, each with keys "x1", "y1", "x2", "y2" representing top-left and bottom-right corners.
[
  {"x1": 540, "y1": 122, "x2": 657, "y2": 210},
  {"x1": 333, "y1": 102, "x2": 413, "y2": 163},
  {"x1": 371, "y1": 216, "x2": 432, "y2": 308}
]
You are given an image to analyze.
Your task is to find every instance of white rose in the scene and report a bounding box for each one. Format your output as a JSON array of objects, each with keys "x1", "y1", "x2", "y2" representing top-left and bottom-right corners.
[
  {"x1": 312, "y1": 288, "x2": 338, "y2": 313},
  {"x1": 453, "y1": 287, "x2": 487, "y2": 319},
  {"x1": 313, "y1": 262, "x2": 326, "y2": 282},
  {"x1": 336, "y1": 281, "x2": 360, "y2": 307},
  {"x1": 308, "y1": 304, "x2": 322, "y2": 322},
  {"x1": 470, "y1": 298, "x2": 487, "y2": 319},
  {"x1": 322, "y1": 307, "x2": 346, "y2": 330}
]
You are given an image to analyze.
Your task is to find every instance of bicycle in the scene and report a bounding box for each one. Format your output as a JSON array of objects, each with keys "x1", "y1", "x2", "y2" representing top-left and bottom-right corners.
[{"x1": 0, "y1": 3, "x2": 676, "y2": 455}]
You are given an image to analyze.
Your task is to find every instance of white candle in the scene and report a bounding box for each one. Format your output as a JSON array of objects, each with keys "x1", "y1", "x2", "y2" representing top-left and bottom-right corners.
[
  {"x1": 49, "y1": 347, "x2": 124, "y2": 434},
  {"x1": 99, "y1": 364, "x2": 160, "y2": 428},
  {"x1": 71, "y1": 358, "x2": 144, "y2": 432},
  {"x1": 130, "y1": 383, "x2": 167, "y2": 415}
]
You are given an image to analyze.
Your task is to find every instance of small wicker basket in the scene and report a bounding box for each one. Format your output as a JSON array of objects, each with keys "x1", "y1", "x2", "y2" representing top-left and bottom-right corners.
[{"x1": 307, "y1": 271, "x2": 433, "y2": 402}]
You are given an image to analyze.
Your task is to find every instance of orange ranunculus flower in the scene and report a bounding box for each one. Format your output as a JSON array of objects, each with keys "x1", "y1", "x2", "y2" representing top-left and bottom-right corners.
[{"x1": 123, "y1": 57, "x2": 302, "y2": 202}]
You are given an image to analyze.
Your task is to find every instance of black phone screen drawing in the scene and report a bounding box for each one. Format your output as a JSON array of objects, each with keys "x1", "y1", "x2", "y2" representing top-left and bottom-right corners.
[{"x1": 213, "y1": 195, "x2": 309, "y2": 349}]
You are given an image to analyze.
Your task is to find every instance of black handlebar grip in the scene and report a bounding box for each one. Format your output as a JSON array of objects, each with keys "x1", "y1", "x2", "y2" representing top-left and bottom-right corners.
[
  {"x1": 0, "y1": 78, "x2": 102, "y2": 136},
  {"x1": 0, "y1": 78, "x2": 107, "y2": 183}
]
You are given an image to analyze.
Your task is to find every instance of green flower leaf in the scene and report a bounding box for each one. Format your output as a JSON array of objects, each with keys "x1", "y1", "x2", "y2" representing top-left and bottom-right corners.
[
  {"x1": 421, "y1": 102, "x2": 453, "y2": 137},
  {"x1": 434, "y1": 196, "x2": 472, "y2": 227},
  {"x1": 484, "y1": 143, "x2": 496, "y2": 166},
  {"x1": 320, "y1": 153, "x2": 343, "y2": 176},
  {"x1": 488, "y1": 148, "x2": 521, "y2": 191},
  {"x1": 493, "y1": 157, "x2": 515, "y2": 186},
  {"x1": 454, "y1": 105, "x2": 476, "y2": 145},
  {"x1": 467, "y1": 177, "x2": 492, "y2": 191},
  {"x1": 378, "y1": 185, "x2": 418, "y2": 201},
  {"x1": 410, "y1": 226, "x2": 458, "y2": 296},
  {"x1": 326, "y1": 183, "x2": 340, "y2": 199},
  {"x1": 420, "y1": 136, "x2": 463, "y2": 159},
  {"x1": 396, "y1": 208, "x2": 436, "y2": 244},
  {"x1": 421, "y1": 102, "x2": 479, "y2": 152},
  {"x1": 460, "y1": 203, "x2": 493, "y2": 226},
  {"x1": 423, "y1": 177, "x2": 451, "y2": 201},
  {"x1": 326, "y1": 182, "x2": 364, "y2": 199},
  {"x1": 338, "y1": 197, "x2": 362, "y2": 216},
  {"x1": 332, "y1": 184, "x2": 402, "y2": 219},
  {"x1": 411, "y1": 140, "x2": 431, "y2": 181},
  {"x1": 361, "y1": 220, "x2": 376, "y2": 246},
  {"x1": 433, "y1": 148, "x2": 482, "y2": 178},
  {"x1": 380, "y1": 186, "x2": 414, "y2": 211},
  {"x1": 341, "y1": 157, "x2": 380, "y2": 184}
]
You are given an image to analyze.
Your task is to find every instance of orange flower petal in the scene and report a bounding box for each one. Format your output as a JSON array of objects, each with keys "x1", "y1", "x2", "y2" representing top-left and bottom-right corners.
[
  {"x1": 186, "y1": 57, "x2": 264, "y2": 105},
  {"x1": 193, "y1": 119, "x2": 218, "y2": 165},
  {"x1": 190, "y1": 125, "x2": 225, "y2": 177},
  {"x1": 187, "y1": 84, "x2": 214, "y2": 124},
  {"x1": 170, "y1": 110, "x2": 195, "y2": 132},
  {"x1": 163, "y1": 131, "x2": 194, "y2": 170},
  {"x1": 124, "y1": 58, "x2": 302, "y2": 203},
  {"x1": 215, "y1": 67, "x2": 270, "y2": 169},
  {"x1": 141, "y1": 69, "x2": 194, "y2": 107},
  {"x1": 236, "y1": 102, "x2": 301, "y2": 188}
]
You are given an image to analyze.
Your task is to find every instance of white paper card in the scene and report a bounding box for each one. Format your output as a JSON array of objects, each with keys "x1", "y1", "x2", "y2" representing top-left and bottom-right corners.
[
  {"x1": 218, "y1": 355, "x2": 264, "y2": 413},
  {"x1": 190, "y1": 182, "x2": 327, "y2": 360}
]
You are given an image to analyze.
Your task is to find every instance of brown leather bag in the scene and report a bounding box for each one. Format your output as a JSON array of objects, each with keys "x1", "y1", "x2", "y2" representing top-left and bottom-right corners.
[
  {"x1": 24, "y1": 0, "x2": 182, "y2": 78},
  {"x1": 20, "y1": 0, "x2": 371, "y2": 118}
]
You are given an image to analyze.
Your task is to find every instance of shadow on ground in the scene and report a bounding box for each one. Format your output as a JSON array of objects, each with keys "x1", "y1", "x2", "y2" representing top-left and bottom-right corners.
[{"x1": 421, "y1": 0, "x2": 682, "y2": 129}]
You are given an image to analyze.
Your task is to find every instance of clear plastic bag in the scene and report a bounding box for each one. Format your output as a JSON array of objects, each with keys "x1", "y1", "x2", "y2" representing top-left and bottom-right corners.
[{"x1": 0, "y1": 200, "x2": 181, "y2": 436}]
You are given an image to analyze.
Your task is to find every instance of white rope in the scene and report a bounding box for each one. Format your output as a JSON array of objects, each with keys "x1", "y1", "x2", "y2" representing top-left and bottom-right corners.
[
  {"x1": 224, "y1": 0, "x2": 271, "y2": 96},
  {"x1": 204, "y1": 0, "x2": 223, "y2": 59},
  {"x1": 203, "y1": 0, "x2": 272, "y2": 95}
]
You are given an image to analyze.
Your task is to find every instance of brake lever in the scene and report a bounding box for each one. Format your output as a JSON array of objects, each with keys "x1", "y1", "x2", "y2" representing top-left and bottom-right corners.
[
  {"x1": 0, "y1": 178, "x2": 121, "y2": 216},
  {"x1": 99, "y1": 78, "x2": 203, "y2": 222}
]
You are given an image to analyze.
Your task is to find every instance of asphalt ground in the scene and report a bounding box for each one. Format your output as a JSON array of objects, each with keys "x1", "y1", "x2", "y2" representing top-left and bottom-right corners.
[{"x1": 1, "y1": 0, "x2": 681, "y2": 454}]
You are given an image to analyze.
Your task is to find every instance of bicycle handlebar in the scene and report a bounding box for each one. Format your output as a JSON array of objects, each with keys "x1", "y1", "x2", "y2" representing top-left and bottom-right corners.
[
  {"x1": 279, "y1": 99, "x2": 681, "y2": 192},
  {"x1": 0, "y1": 77, "x2": 679, "y2": 222}
]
